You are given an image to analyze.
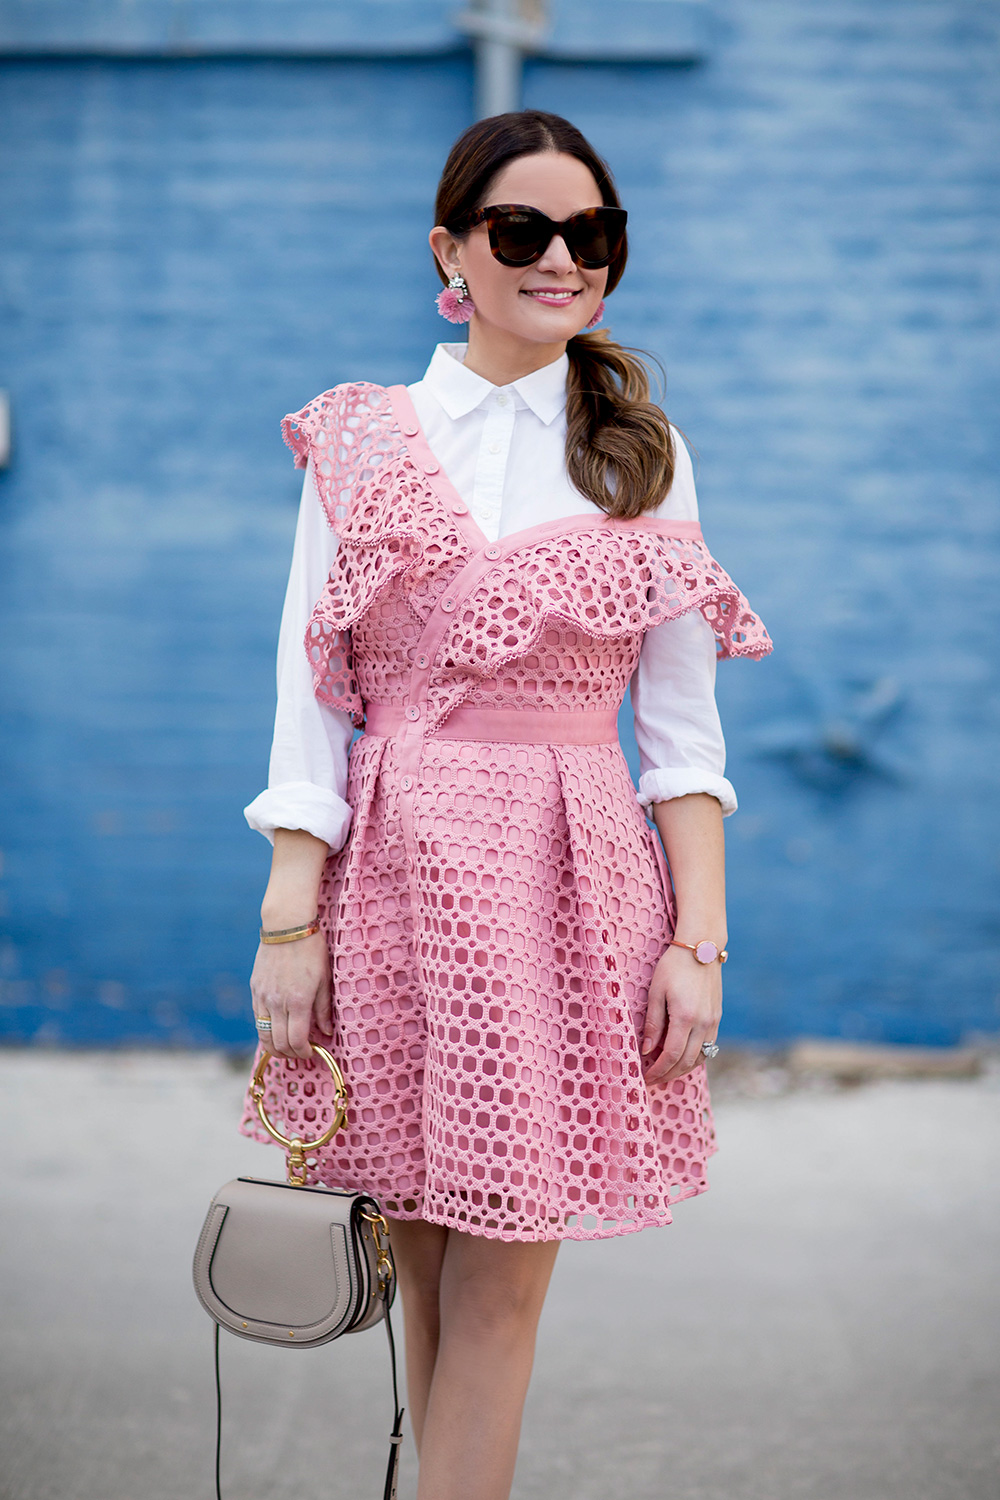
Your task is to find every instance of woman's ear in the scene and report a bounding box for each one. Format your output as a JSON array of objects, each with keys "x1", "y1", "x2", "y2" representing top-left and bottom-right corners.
[{"x1": 429, "y1": 225, "x2": 463, "y2": 280}]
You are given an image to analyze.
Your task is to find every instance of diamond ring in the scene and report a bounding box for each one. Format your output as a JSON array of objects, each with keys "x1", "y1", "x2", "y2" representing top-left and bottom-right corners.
[
  {"x1": 701, "y1": 1040, "x2": 720, "y2": 1059},
  {"x1": 255, "y1": 1017, "x2": 273, "y2": 1032}
]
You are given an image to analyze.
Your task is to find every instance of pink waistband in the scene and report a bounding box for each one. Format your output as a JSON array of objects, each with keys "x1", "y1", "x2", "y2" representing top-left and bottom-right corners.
[{"x1": 364, "y1": 703, "x2": 619, "y2": 745}]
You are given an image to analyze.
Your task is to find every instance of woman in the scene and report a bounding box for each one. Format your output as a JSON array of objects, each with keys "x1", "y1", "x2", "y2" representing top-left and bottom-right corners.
[{"x1": 242, "y1": 110, "x2": 770, "y2": 1500}]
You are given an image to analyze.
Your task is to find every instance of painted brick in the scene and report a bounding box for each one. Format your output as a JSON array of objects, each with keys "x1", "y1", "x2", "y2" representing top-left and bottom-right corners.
[{"x1": 0, "y1": 0, "x2": 997, "y2": 1046}]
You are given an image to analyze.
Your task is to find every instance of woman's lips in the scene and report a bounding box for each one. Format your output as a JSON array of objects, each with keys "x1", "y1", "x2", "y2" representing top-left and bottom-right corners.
[{"x1": 520, "y1": 288, "x2": 581, "y2": 305}]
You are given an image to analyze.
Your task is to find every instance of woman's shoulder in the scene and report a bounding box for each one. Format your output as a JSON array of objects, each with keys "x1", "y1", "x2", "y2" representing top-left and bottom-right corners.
[
  {"x1": 650, "y1": 425, "x2": 698, "y2": 523},
  {"x1": 281, "y1": 381, "x2": 396, "y2": 469}
]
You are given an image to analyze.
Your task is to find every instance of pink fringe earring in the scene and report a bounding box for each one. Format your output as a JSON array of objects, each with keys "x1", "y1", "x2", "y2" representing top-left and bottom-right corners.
[
  {"x1": 436, "y1": 274, "x2": 475, "y2": 324},
  {"x1": 584, "y1": 299, "x2": 606, "y2": 331}
]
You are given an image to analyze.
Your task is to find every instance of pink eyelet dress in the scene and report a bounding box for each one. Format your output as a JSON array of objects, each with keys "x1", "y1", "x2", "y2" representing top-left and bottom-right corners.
[{"x1": 241, "y1": 381, "x2": 771, "y2": 1242}]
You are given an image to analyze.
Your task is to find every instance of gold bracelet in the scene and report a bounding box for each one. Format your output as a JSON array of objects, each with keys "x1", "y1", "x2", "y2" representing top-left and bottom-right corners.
[{"x1": 259, "y1": 917, "x2": 321, "y2": 945}]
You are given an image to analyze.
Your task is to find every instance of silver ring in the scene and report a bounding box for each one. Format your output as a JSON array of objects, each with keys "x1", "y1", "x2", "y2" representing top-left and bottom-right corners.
[
  {"x1": 701, "y1": 1040, "x2": 720, "y2": 1059},
  {"x1": 255, "y1": 1017, "x2": 273, "y2": 1032}
]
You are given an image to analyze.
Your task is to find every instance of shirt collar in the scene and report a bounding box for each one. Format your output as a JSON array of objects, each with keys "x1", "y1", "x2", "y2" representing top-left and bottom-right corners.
[{"x1": 420, "y1": 342, "x2": 568, "y2": 426}]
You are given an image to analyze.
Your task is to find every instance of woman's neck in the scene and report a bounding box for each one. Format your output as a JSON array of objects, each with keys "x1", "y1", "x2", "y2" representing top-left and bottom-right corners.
[{"x1": 460, "y1": 326, "x2": 568, "y2": 388}]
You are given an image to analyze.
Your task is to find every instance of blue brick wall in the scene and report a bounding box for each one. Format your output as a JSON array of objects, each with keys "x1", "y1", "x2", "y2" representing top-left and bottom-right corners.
[{"x1": 0, "y1": 1, "x2": 998, "y2": 1047}]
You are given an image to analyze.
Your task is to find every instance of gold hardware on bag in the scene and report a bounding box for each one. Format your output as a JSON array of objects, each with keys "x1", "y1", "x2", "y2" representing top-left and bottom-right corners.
[
  {"x1": 360, "y1": 1206, "x2": 395, "y2": 1293},
  {"x1": 250, "y1": 1044, "x2": 349, "y2": 1185}
]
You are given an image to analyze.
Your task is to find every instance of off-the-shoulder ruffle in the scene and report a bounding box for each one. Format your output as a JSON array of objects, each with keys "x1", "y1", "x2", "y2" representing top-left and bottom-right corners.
[
  {"x1": 441, "y1": 526, "x2": 770, "y2": 663},
  {"x1": 425, "y1": 525, "x2": 771, "y2": 729},
  {"x1": 283, "y1": 382, "x2": 771, "y2": 724}
]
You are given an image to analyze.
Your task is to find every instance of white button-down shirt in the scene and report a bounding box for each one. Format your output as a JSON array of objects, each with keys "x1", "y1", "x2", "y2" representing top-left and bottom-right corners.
[{"x1": 244, "y1": 343, "x2": 736, "y2": 849}]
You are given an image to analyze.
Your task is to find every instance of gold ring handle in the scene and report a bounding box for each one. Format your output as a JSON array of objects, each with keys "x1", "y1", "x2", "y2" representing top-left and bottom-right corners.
[{"x1": 250, "y1": 1044, "x2": 349, "y2": 1184}]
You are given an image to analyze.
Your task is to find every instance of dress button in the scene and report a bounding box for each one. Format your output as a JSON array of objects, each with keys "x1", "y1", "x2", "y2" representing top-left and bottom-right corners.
[
  {"x1": 406, "y1": 705, "x2": 420, "y2": 721},
  {"x1": 401, "y1": 775, "x2": 413, "y2": 792},
  {"x1": 441, "y1": 598, "x2": 456, "y2": 613},
  {"x1": 485, "y1": 546, "x2": 501, "y2": 559},
  {"x1": 416, "y1": 653, "x2": 429, "y2": 668},
  {"x1": 423, "y1": 460, "x2": 440, "y2": 475},
  {"x1": 402, "y1": 424, "x2": 418, "y2": 437},
  {"x1": 451, "y1": 501, "x2": 467, "y2": 515}
]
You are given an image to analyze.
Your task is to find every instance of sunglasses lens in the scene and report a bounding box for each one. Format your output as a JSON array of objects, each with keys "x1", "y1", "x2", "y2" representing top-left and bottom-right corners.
[
  {"x1": 568, "y1": 210, "x2": 626, "y2": 268},
  {"x1": 493, "y1": 211, "x2": 547, "y2": 265}
]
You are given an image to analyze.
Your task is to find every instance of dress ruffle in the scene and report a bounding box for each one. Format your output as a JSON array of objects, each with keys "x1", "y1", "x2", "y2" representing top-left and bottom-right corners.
[
  {"x1": 283, "y1": 382, "x2": 472, "y2": 724},
  {"x1": 284, "y1": 382, "x2": 772, "y2": 730},
  {"x1": 428, "y1": 525, "x2": 771, "y2": 730}
]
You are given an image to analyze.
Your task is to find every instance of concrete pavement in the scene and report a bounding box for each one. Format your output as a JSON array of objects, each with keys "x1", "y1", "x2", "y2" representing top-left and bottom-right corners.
[{"x1": 1, "y1": 1050, "x2": 997, "y2": 1500}]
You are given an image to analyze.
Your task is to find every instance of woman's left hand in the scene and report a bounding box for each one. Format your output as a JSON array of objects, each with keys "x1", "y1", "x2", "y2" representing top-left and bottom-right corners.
[{"x1": 640, "y1": 941, "x2": 722, "y2": 1086}]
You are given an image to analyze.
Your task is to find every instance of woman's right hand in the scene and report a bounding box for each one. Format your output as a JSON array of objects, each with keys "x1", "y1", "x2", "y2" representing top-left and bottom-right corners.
[
  {"x1": 250, "y1": 930, "x2": 332, "y2": 1059},
  {"x1": 251, "y1": 828, "x2": 334, "y2": 1059}
]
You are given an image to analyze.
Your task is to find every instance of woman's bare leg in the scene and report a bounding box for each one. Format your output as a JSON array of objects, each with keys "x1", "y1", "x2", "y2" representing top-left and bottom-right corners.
[
  {"x1": 385, "y1": 1217, "x2": 448, "y2": 1448},
  {"x1": 389, "y1": 1219, "x2": 559, "y2": 1500}
]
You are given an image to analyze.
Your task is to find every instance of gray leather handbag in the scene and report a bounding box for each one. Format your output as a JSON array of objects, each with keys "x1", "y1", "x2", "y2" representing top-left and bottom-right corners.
[{"x1": 193, "y1": 1045, "x2": 403, "y2": 1500}]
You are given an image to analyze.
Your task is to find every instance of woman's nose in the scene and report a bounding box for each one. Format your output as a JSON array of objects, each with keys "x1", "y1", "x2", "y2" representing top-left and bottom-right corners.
[{"x1": 535, "y1": 234, "x2": 576, "y2": 274}]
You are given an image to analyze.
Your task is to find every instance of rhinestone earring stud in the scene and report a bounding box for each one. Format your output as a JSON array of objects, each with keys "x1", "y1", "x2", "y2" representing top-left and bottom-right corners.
[{"x1": 436, "y1": 273, "x2": 475, "y2": 324}]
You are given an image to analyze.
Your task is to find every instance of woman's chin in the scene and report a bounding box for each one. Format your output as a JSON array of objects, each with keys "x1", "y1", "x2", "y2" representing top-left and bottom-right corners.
[
  {"x1": 510, "y1": 305, "x2": 594, "y2": 342},
  {"x1": 474, "y1": 301, "x2": 597, "y2": 345}
]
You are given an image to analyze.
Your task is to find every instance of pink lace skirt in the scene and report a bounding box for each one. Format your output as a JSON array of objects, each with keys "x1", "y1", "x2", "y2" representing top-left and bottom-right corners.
[{"x1": 241, "y1": 718, "x2": 716, "y2": 1242}]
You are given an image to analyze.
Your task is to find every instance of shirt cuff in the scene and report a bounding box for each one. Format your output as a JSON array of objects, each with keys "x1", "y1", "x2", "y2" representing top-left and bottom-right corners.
[
  {"x1": 243, "y1": 782, "x2": 353, "y2": 851},
  {"x1": 637, "y1": 768, "x2": 738, "y2": 818}
]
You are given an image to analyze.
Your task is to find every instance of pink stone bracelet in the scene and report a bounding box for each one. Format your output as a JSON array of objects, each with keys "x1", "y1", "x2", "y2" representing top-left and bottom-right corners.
[{"x1": 668, "y1": 938, "x2": 728, "y2": 965}]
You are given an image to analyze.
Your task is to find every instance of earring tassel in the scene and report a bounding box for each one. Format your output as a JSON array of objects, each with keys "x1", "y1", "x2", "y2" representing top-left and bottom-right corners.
[
  {"x1": 584, "y1": 300, "x2": 606, "y2": 331},
  {"x1": 436, "y1": 287, "x2": 475, "y2": 324}
]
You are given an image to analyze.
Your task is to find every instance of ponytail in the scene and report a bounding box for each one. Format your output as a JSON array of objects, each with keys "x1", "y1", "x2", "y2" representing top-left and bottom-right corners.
[{"x1": 565, "y1": 331, "x2": 675, "y2": 518}]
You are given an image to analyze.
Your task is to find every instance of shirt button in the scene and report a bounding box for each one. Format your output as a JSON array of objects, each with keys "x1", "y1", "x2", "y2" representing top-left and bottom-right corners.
[
  {"x1": 441, "y1": 597, "x2": 456, "y2": 613},
  {"x1": 485, "y1": 546, "x2": 501, "y2": 559},
  {"x1": 401, "y1": 775, "x2": 413, "y2": 792},
  {"x1": 489, "y1": 442, "x2": 501, "y2": 454},
  {"x1": 416, "y1": 653, "x2": 429, "y2": 668},
  {"x1": 497, "y1": 393, "x2": 510, "y2": 407},
  {"x1": 423, "y1": 460, "x2": 440, "y2": 475},
  {"x1": 406, "y1": 705, "x2": 420, "y2": 721}
]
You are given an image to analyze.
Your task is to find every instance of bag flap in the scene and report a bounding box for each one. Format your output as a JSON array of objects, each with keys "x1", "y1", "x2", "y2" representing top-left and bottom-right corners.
[{"x1": 195, "y1": 1177, "x2": 358, "y2": 1336}]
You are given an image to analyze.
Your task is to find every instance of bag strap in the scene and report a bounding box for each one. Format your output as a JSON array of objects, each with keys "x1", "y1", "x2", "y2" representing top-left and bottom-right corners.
[
  {"x1": 213, "y1": 1322, "x2": 222, "y2": 1500},
  {"x1": 381, "y1": 1294, "x2": 405, "y2": 1500},
  {"x1": 212, "y1": 1290, "x2": 405, "y2": 1500}
]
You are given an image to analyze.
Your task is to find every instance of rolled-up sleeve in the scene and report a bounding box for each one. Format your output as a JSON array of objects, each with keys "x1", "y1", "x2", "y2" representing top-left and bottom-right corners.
[
  {"x1": 630, "y1": 430, "x2": 738, "y2": 817},
  {"x1": 243, "y1": 461, "x2": 356, "y2": 849}
]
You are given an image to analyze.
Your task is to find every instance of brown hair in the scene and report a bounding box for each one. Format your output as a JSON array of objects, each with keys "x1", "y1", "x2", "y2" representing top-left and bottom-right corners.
[{"x1": 433, "y1": 110, "x2": 675, "y2": 519}]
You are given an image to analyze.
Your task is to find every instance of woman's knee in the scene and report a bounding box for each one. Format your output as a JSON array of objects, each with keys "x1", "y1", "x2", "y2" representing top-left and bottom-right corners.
[{"x1": 440, "y1": 1237, "x2": 559, "y2": 1344}]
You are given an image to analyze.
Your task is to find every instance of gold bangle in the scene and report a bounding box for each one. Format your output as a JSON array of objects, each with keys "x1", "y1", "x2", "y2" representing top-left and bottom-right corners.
[{"x1": 259, "y1": 917, "x2": 321, "y2": 945}]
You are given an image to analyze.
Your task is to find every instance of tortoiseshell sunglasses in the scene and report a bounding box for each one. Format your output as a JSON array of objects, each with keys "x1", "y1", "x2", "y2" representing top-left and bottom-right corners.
[{"x1": 452, "y1": 203, "x2": 628, "y2": 269}]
